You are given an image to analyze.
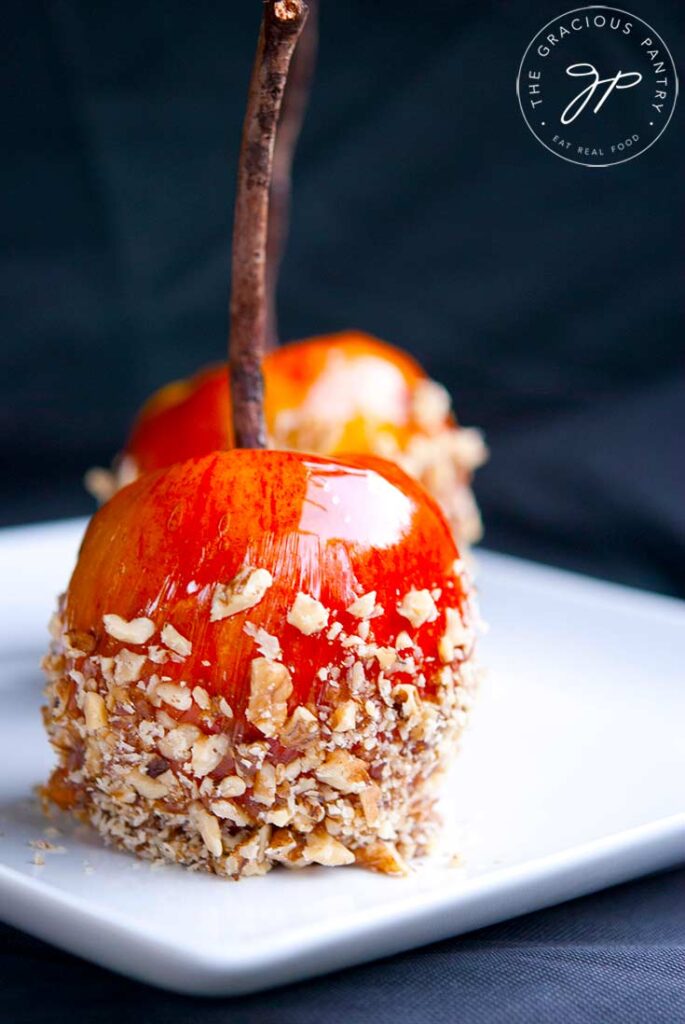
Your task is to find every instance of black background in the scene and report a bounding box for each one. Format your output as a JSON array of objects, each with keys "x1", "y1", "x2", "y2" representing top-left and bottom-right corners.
[{"x1": 2, "y1": 1, "x2": 684, "y2": 1021}]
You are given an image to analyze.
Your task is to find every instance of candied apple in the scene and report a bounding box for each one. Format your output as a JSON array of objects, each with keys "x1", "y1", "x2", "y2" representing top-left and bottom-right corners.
[
  {"x1": 42, "y1": 0, "x2": 483, "y2": 879},
  {"x1": 92, "y1": 332, "x2": 487, "y2": 546},
  {"x1": 44, "y1": 449, "x2": 478, "y2": 876}
]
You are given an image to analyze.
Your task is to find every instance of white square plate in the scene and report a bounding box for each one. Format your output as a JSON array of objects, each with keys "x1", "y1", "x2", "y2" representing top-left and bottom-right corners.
[{"x1": 0, "y1": 518, "x2": 683, "y2": 996}]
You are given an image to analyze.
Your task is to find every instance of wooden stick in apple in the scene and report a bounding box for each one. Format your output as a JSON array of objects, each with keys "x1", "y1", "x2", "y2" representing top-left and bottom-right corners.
[
  {"x1": 265, "y1": 0, "x2": 319, "y2": 349},
  {"x1": 229, "y1": 0, "x2": 309, "y2": 449}
]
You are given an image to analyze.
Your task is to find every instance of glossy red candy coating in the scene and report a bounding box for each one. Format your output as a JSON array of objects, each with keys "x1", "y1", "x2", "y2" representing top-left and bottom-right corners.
[
  {"x1": 124, "y1": 331, "x2": 442, "y2": 476},
  {"x1": 67, "y1": 450, "x2": 465, "y2": 737},
  {"x1": 125, "y1": 364, "x2": 233, "y2": 476}
]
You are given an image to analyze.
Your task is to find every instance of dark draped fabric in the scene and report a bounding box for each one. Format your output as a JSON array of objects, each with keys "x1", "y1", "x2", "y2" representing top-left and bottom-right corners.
[{"x1": 1, "y1": 867, "x2": 684, "y2": 1024}]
